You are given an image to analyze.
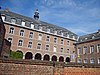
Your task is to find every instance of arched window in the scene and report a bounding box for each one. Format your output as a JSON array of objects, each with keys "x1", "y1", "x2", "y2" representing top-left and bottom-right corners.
[
  {"x1": 35, "y1": 53, "x2": 42, "y2": 60},
  {"x1": 25, "y1": 52, "x2": 33, "y2": 59},
  {"x1": 52, "y1": 55, "x2": 57, "y2": 61},
  {"x1": 66, "y1": 57, "x2": 70, "y2": 62},
  {"x1": 43, "y1": 54, "x2": 50, "y2": 61},
  {"x1": 59, "y1": 56, "x2": 64, "y2": 62}
]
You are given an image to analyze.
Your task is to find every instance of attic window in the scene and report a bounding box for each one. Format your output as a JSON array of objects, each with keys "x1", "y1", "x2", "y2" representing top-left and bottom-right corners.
[
  {"x1": 66, "y1": 32, "x2": 69, "y2": 38},
  {"x1": 39, "y1": 26, "x2": 42, "y2": 31},
  {"x1": 21, "y1": 21, "x2": 25, "y2": 26},
  {"x1": 85, "y1": 38, "x2": 87, "y2": 40},
  {"x1": 1, "y1": 16, "x2": 5, "y2": 21},
  {"x1": 31, "y1": 24, "x2": 34, "y2": 29},
  {"x1": 92, "y1": 36, "x2": 95, "y2": 39},
  {"x1": 11, "y1": 18, "x2": 16, "y2": 24},
  {"x1": 54, "y1": 31, "x2": 57, "y2": 35},
  {"x1": 47, "y1": 28, "x2": 50, "y2": 33}
]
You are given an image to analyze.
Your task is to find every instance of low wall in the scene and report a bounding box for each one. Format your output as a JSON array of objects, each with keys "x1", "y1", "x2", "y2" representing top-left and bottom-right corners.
[{"x1": 0, "y1": 58, "x2": 100, "y2": 75}]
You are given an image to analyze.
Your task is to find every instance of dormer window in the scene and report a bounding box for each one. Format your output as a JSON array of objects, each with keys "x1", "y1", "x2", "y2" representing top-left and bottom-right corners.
[
  {"x1": 31, "y1": 24, "x2": 34, "y2": 29},
  {"x1": 73, "y1": 36, "x2": 75, "y2": 39},
  {"x1": 47, "y1": 28, "x2": 50, "y2": 33},
  {"x1": 85, "y1": 38, "x2": 87, "y2": 40},
  {"x1": 54, "y1": 31, "x2": 57, "y2": 35},
  {"x1": 92, "y1": 36, "x2": 95, "y2": 39},
  {"x1": 61, "y1": 32, "x2": 63, "y2": 36},
  {"x1": 22, "y1": 21, "x2": 25, "y2": 26},
  {"x1": 11, "y1": 18, "x2": 16, "y2": 24},
  {"x1": 39, "y1": 26, "x2": 42, "y2": 31},
  {"x1": 66, "y1": 32, "x2": 69, "y2": 38},
  {"x1": 1, "y1": 16, "x2": 5, "y2": 21}
]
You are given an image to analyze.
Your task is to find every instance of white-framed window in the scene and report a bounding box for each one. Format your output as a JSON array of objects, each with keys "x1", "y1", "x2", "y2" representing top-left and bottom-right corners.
[
  {"x1": 29, "y1": 32, "x2": 33, "y2": 38},
  {"x1": 18, "y1": 40, "x2": 23, "y2": 47},
  {"x1": 84, "y1": 59, "x2": 88, "y2": 63},
  {"x1": 54, "y1": 31, "x2": 57, "y2": 35},
  {"x1": 8, "y1": 37, "x2": 12, "y2": 43},
  {"x1": 90, "y1": 46, "x2": 94, "y2": 54},
  {"x1": 83, "y1": 47, "x2": 87, "y2": 54},
  {"x1": 90, "y1": 58, "x2": 95, "y2": 64},
  {"x1": 9, "y1": 27, "x2": 14, "y2": 34},
  {"x1": 31, "y1": 24, "x2": 34, "y2": 29},
  {"x1": 1, "y1": 16, "x2": 5, "y2": 21},
  {"x1": 28, "y1": 42, "x2": 32, "y2": 48},
  {"x1": 47, "y1": 28, "x2": 50, "y2": 33},
  {"x1": 61, "y1": 39, "x2": 63, "y2": 44},
  {"x1": 73, "y1": 36, "x2": 75, "y2": 39},
  {"x1": 97, "y1": 44, "x2": 100, "y2": 53},
  {"x1": 46, "y1": 35, "x2": 50, "y2": 42},
  {"x1": 67, "y1": 49, "x2": 70, "y2": 54},
  {"x1": 21, "y1": 21, "x2": 25, "y2": 26},
  {"x1": 37, "y1": 43, "x2": 41, "y2": 49},
  {"x1": 38, "y1": 33, "x2": 42, "y2": 40},
  {"x1": 77, "y1": 59, "x2": 81, "y2": 63},
  {"x1": 54, "y1": 37, "x2": 57, "y2": 43},
  {"x1": 60, "y1": 48, "x2": 63, "y2": 52},
  {"x1": 53, "y1": 46, "x2": 56, "y2": 52},
  {"x1": 20, "y1": 30, "x2": 24, "y2": 36},
  {"x1": 61, "y1": 32, "x2": 63, "y2": 36},
  {"x1": 66, "y1": 33, "x2": 69, "y2": 38},
  {"x1": 78, "y1": 47, "x2": 81, "y2": 55},
  {"x1": 39, "y1": 26, "x2": 42, "y2": 31},
  {"x1": 11, "y1": 18, "x2": 16, "y2": 24},
  {"x1": 98, "y1": 58, "x2": 100, "y2": 64},
  {"x1": 67, "y1": 40, "x2": 70, "y2": 45},
  {"x1": 45, "y1": 44, "x2": 49, "y2": 50}
]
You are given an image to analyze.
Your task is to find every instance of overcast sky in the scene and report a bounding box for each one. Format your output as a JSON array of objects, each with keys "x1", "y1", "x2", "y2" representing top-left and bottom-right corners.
[{"x1": 0, "y1": 0, "x2": 100, "y2": 36}]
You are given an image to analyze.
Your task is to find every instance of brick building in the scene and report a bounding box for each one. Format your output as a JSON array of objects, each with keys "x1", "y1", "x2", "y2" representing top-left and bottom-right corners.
[
  {"x1": 75, "y1": 30, "x2": 100, "y2": 64},
  {"x1": 0, "y1": 10, "x2": 78, "y2": 62}
]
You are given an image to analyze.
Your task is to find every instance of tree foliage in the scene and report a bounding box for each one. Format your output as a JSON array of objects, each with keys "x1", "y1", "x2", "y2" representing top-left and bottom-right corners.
[{"x1": 10, "y1": 51, "x2": 23, "y2": 59}]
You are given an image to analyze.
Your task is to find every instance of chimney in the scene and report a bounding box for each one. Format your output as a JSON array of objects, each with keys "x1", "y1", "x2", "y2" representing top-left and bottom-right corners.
[{"x1": 34, "y1": 9, "x2": 39, "y2": 20}]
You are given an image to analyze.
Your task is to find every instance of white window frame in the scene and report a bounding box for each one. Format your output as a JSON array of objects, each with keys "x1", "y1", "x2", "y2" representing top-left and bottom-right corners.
[
  {"x1": 45, "y1": 44, "x2": 49, "y2": 51},
  {"x1": 31, "y1": 24, "x2": 34, "y2": 29},
  {"x1": 90, "y1": 46, "x2": 94, "y2": 54},
  {"x1": 60, "y1": 48, "x2": 63, "y2": 52},
  {"x1": 11, "y1": 18, "x2": 16, "y2": 24},
  {"x1": 67, "y1": 40, "x2": 70, "y2": 45},
  {"x1": 98, "y1": 58, "x2": 100, "y2": 64},
  {"x1": 84, "y1": 59, "x2": 88, "y2": 63},
  {"x1": 1, "y1": 16, "x2": 5, "y2": 21},
  {"x1": 54, "y1": 37, "x2": 57, "y2": 43},
  {"x1": 47, "y1": 28, "x2": 50, "y2": 33},
  {"x1": 20, "y1": 30, "x2": 24, "y2": 36},
  {"x1": 18, "y1": 39, "x2": 23, "y2": 47},
  {"x1": 53, "y1": 46, "x2": 56, "y2": 52},
  {"x1": 67, "y1": 49, "x2": 70, "y2": 54},
  {"x1": 22, "y1": 21, "x2": 25, "y2": 26},
  {"x1": 61, "y1": 39, "x2": 63, "y2": 44},
  {"x1": 28, "y1": 41, "x2": 32, "y2": 48},
  {"x1": 38, "y1": 33, "x2": 42, "y2": 40},
  {"x1": 37, "y1": 43, "x2": 41, "y2": 50},
  {"x1": 29, "y1": 32, "x2": 33, "y2": 38},
  {"x1": 90, "y1": 58, "x2": 95, "y2": 64},
  {"x1": 46, "y1": 35, "x2": 50, "y2": 42},
  {"x1": 97, "y1": 44, "x2": 100, "y2": 53},
  {"x1": 78, "y1": 47, "x2": 81, "y2": 55},
  {"x1": 83, "y1": 47, "x2": 87, "y2": 54},
  {"x1": 8, "y1": 37, "x2": 13, "y2": 43},
  {"x1": 9, "y1": 27, "x2": 14, "y2": 34},
  {"x1": 77, "y1": 59, "x2": 81, "y2": 63}
]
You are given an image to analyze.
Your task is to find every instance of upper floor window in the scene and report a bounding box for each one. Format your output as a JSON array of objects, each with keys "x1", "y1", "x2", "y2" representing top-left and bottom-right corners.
[
  {"x1": 98, "y1": 58, "x2": 100, "y2": 64},
  {"x1": 54, "y1": 37, "x2": 57, "y2": 43},
  {"x1": 53, "y1": 46, "x2": 56, "y2": 52},
  {"x1": 90, "y1": 58, "x2": 95, "y2": 64},
  {"x1": 20, "y1": 30, "x2": 24, "y2": 36},
  {"x1": 83, "y1": 47, "x2": 87, "y2": 54},
  {"x1": 67, "y1": 41, "x2": 70, "y2": 45},
  {"x1": 18, "y1": 40, "x2": 23, "y2": 47},
  {"x1": 67, "y1": 49, "x2": 70, "y2": 54},
  {"x1": 45, "y1": 44, "x2": 49, "y2": 50},
  {"x1": 1, "y1": 16, "x2": 5, "y2": 21},
  {"x1": 9, "y1": 27, "x2": 14, "y2": 34},
  {"x1": 84, "y1": 59, "x2": 88, "y2": 63},
  {"x1": 47, "y1": 28, "x2": 50, "y2": 33},
  {"x1": 46, "y1": 35, "x2": 50, "y2": 42},
  {"x1": 97, "y1": 44, "x2": 100, "y2": 53},
  {"x1": 8, "y1": 38, "x2": 12, "y2": 43},
  {"x1": 90, "y1": 46, "x2": 94, "y2": 54},
  {"x1": 60, "y1": 48, "x2": 63, "y2": 52},
  {"x1": 11, "y1": 18, "x2": 16, "y2": 24},
  {"x1": 28, "y1": 42, "x2": 32, "y2": 48},
  {"x1": 61, "y1": 39, "x2": 63, "y2": 44},
  {"x1": 29, "y1": 32, "x2": 33, "y2": 38},
  {"x1": 38, "y1": 33, "x2": 42, "y2": 40},
  {"x1": 37, "y1": 43, "x2": 41, "y2": 50},
  {"x1": 31, "y1": 24, "x2": 34, "y2": 29},
  {"x1": 78, "y1": 47, "x2": 81, "y2": 55},
  {"x1": 21, "y1": 21, "x2": 25, "y2": 26}
]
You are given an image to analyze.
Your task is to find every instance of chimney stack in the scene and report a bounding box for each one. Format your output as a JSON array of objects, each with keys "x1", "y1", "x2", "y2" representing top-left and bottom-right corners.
[{"x1": 34, "y1": 9, "x2": 39, "y2": 20}]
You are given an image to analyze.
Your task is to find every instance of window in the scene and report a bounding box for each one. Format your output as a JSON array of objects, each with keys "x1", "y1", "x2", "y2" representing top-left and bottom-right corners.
[
  {"x1": 67, "y1": 49, "x2": 70, "y2": 54},
  {"x1": 8, "y1": 38, "x2": 12, "y2": 43},
  {"x1": 39, "y1": 26, "x2": 42, "y2": 31},
  {"x1": 1, "y1": 16, "x2": 5, "y2": 21},
  {"x1": 98, "y1": 58, "x2": 100, "y2": 64},
  {"x1": 9, "y1": 27, "x2": 14, "y2": 34},
  {"x1": 29, "y1": 32, "x2": 33, "y2": 38},
  {"x1": 90, "y1": 58, "x2": 95, "y2": 64},
  {"x1": 18, "y1": 40, "x2": 23, "y2": 47},
  {"x1": 84, "y1": 59, "x2": 88, "y2": 63},
  {"x1": 61, "y1": 32, "x2": 63, "y2": 36},
  {"x1": 28, "y1": 42, "x2": 32, "y2": 48},
  {"x1": 77, "y1": 59, "x2": 81, "y2": 63},
  {"x1": 66, "y1": 32, "x2": 69, "y2": 38},
  {"x1": 54, "y1": 37, "x2": 57, "y2": 43},
  {"x1": 67, "y1": 41, "x2": 70, "y2": 45},
  {"x1": 46, "y1": 35, "x2": 50, "y2": 42},
  {"x1": 38, "y1": 34, "x2": 42, "y2": 40},
  {"x1": 37, "y1": 43, "x2": 41, "y2": 49},
  {"x1": 61, "y1": 39, "x2": 63, "y2": 44},
  {"x1": 47, "y1": 29, "x2": 50, "y2": 33},
  {"x1": 11, "y1": 18, "x2": 16, "y2": 24},
  {"x1": 31, "y1": 24, "x2": 34, "y2": 29},
  {"x1": 53, "y1": 46, "x2": 56, "y2": 52},
  {"x1": 22, "y1": 21, "x2": 25, "y2": 26},
  {"x1": 20, "y1": 30, "x2": 24, "y2": 36},
  {"x1": 78, "y1": 48, "x2": 81, "y2": 55},
  {"x1": 60, "y1": 48, "x2": 63, "y2": 52},
  {"x1": 97, "y1": 44, "x2": 100, "y2": 53},
  {"x1": 90, "y1": 46, "x2": 94, "y2": 54},
  {"x1": 54, "y1": 31, "x2": 57, "y2": 35},
  {"x1": 45, "y1": 44, "x2": 49, "y2": 50},
  {"x1": 83, "y1": 47, "x2": 87, "y2": 54}
]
